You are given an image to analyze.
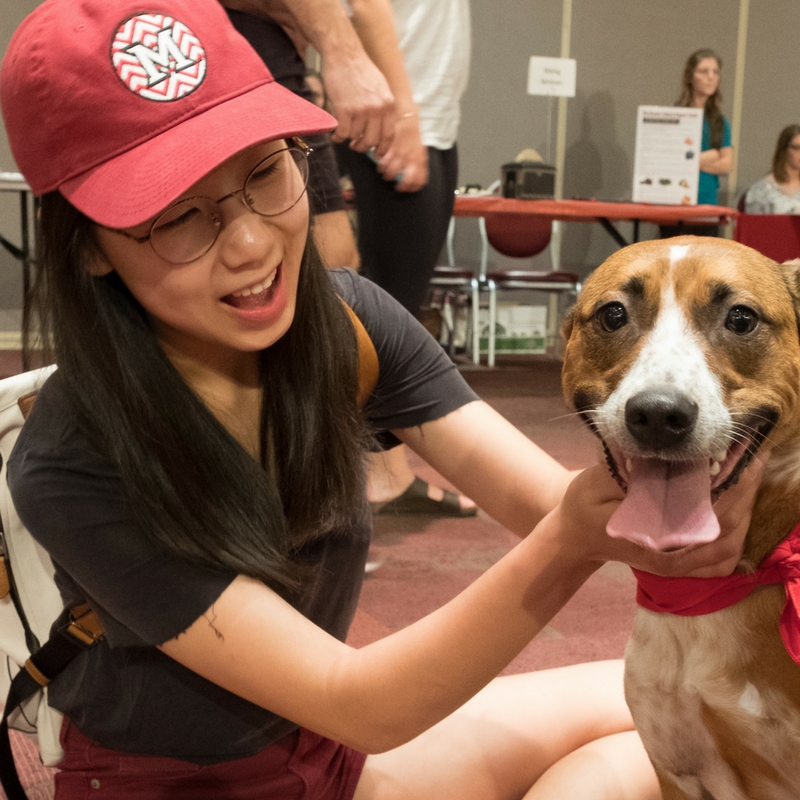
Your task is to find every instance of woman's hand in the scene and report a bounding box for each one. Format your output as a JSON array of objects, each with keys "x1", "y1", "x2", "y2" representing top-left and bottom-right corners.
[
  {"x1": 222, "y1": 0, "x2": 398, "y2": 156},
  {"x1": 376, "y1": 113, "x2": 428, "y2": 192},
  {"x1": 547, "y1": 464, "x2": 626, "y2": 564},
  {"x1": 324, "y1": 53, "x2": 397, "y2": 154},
  {"x1": 584, "y1": 457, "x2": 764, "y2": 579}
]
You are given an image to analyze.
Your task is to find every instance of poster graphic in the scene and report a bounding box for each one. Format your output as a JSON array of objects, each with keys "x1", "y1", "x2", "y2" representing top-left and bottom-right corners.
[{"x1": 632, "y1": 106, "x2": 703, "y2": 205}]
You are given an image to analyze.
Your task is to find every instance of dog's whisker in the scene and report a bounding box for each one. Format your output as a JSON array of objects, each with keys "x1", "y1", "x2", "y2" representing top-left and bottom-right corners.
[
  {"x1": 728, "y1": 422, "x2": 778, "y2": 450},
  {"x1": 548, "y1": 411, "x2": 594, "y2": 424}
]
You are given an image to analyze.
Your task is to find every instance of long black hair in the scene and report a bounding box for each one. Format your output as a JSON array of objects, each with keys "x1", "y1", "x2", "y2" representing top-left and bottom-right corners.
[
  {"x1": 26, "y1": 192, "x2": 371, "y2": 593},
  {"x1": 677, "y1": 48, "x2": 725, "y2": 149}
]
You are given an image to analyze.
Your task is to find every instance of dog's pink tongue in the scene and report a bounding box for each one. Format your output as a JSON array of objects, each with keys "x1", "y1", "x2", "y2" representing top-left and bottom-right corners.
[{"x1": 607, "y1": 458, "x2": 719, "y2": 551}]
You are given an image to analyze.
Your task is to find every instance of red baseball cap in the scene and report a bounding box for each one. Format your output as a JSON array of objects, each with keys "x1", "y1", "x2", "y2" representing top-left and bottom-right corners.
[{"x1": 0, "y1": 0, "x2": 337, "y2": 228}]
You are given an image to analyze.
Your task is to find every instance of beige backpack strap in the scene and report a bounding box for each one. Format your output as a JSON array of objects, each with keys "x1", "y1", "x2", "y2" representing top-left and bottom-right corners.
[
  {"x1": 0, "y1": 391, "x2": 40, "y2": 601},
  {"x1": 5, "y1": 387, "x2": 105, "y2": 645},
  {"x1": 341, "y1": 300, "x2": 379, "y2": 408}
]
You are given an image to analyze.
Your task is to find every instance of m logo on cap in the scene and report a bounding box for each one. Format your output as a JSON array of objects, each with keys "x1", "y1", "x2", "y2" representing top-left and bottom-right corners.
[{"x1": 112, "y1": 14, "x2": 206, "y2": 102}]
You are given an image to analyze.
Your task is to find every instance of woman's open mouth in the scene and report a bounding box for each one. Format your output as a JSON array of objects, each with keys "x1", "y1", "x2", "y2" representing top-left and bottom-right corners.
[{"x1": 221, "y1": 266, "x2": 280, "y2": 310}]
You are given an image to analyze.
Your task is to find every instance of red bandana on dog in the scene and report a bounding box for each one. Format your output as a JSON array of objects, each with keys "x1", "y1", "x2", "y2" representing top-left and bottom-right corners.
[{"x1": 633, "y1": 523, "x2": 800, "y2": 665}]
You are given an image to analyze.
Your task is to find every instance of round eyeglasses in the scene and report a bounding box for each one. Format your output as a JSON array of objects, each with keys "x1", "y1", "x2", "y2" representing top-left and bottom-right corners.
[{"x1": 109, "y1": 142, "x2": 311, "y2": 265}]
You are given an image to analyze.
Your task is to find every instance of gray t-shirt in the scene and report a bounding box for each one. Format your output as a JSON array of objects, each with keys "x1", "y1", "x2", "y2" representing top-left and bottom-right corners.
[
  {"x1": 744, "y1": 175, "x2": 800, "y2": 215},
  {"x1": 8, "y1": 269, "x2": 478, "y2": 763}
]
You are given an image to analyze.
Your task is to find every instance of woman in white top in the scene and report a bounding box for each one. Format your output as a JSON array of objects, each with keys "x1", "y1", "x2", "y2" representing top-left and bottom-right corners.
[{"x1": 744, "y1": 124, "x2": 800, "y2": 214}]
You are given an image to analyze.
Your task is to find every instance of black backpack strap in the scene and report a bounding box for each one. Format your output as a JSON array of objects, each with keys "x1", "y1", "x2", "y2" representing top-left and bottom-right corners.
[{"x1": 0, "y1": 604, "x2": 103, "y2": 800}]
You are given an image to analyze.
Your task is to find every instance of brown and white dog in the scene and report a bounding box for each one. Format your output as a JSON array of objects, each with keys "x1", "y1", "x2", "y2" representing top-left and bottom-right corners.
[{"x1": 561, "y1": 236, "x2": 800, "y2": 800}]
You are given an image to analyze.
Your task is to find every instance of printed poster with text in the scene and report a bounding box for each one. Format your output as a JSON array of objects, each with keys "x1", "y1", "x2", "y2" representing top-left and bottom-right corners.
[{"x1": 632, "y1": 106, "x2": 703, "y2": 205}]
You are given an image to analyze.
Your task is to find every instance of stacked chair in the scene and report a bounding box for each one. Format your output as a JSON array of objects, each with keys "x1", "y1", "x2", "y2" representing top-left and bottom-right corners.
[{"x1": 431, "y1": 208, "x2": 581, "y2": 366}]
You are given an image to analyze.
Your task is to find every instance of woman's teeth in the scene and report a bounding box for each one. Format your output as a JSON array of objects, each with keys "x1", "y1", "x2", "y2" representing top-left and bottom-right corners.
[{"x1": 232, "y1": 274, "x2": 275, "y2": 298}]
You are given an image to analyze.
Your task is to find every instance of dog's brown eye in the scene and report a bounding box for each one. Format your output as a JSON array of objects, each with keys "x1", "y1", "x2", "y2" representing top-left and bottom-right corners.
[
  {"x1": 598, "y1": 302, "x2": 628, "y2": 332},
  {"x1": 725, "y1": 305, "x2": 758, "y2": 335}
]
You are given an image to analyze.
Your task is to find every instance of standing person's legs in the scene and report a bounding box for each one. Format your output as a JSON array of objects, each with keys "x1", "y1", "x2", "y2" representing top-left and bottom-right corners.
[
  {"x1": 345, "y1": 146, "x2": 457, "y2": 315},
  {"x1": 345, "y1": 146, "x2": 474, "y2": 515},
  {"x1": 305, "y1": 131, "x2": 361, "y2": 268},
  {"x1": 353, "y1": 660, "x2": 659, "y2": 800}
]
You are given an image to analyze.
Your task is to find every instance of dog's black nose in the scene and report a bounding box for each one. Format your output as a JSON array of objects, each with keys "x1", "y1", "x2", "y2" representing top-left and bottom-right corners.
[{"x1": 624, "y1": 388, "x2": 698, "y2": 450}]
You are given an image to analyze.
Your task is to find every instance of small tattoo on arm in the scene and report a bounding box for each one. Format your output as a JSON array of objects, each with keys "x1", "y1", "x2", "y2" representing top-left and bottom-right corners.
[{"x1": 204, "y1": 607, "x2": 224, "y2": 641}]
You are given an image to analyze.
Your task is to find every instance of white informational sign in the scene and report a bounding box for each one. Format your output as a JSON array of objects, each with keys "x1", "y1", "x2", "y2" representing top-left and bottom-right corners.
[
  {"x1": 632, "y1": 106, "x2": 703, "y2": 205},
  {"x1": 527, "y1": 56, "x2": 576, "y2": 97}
]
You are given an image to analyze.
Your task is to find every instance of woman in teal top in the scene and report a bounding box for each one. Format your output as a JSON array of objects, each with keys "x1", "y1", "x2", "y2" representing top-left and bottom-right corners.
[
  {"x1": 661, "y1": 49, "x2": 733, "y2": 236},
  {"x1": 684, "y1": 48, "x2": 733, "y2": 205}
]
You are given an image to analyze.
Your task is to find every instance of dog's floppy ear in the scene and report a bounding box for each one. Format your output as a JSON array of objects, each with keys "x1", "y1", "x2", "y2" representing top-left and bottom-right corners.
[
  {"x1": 561, "y1": 305, "x2": 576, "y2": 342},
  {"x1": 779, "y1": 258, "x2": 800, "y2": 298},
  {"x1": 779, "y1": 259, "x2": 800, "y2": 336}
]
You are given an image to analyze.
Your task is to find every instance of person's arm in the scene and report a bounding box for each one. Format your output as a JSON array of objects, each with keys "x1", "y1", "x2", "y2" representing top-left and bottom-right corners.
[
  {"x1": 347, "y1": 0, "x2": 428, "y2": 191},
  {"x1": 700, "y1": 117, "x2": 733, "y2": 177},
  {"x1": 160, "y1": 465, "x2": 613, "y2": 754},
  {"x1": 219, "y1": 0, "x2": 396, "y2": 154},
  {"x1": 159, "y1": 423, "x2": 758, "y2": 754},
  {"x1": 312, "y1": 210, "x2": 360, "y2": 269},
  {"x1": 397, "y1": 400, "x2": 572, "y2": 535},
  {"x1": 699, "y1": 146, "x2": 733, "y2": 175},
  {"x1": 743, "y1": 178, "x2": 769, "y2": 214}
]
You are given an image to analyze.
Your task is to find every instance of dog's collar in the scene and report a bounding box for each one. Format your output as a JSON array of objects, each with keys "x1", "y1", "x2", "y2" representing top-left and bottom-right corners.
[{"x1": 632, "y1": 523, "x2": 800, "y2": 665}]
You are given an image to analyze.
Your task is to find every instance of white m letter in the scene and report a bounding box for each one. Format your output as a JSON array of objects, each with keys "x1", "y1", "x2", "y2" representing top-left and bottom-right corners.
[{"x1": 126, "y1": 27, "x2": 195, "y2": 87}]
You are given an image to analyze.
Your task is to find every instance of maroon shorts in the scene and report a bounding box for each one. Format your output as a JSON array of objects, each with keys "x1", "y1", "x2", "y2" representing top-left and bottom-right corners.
[{"x1": 55, "y1": 720, "x2": 367, "y2": 799}]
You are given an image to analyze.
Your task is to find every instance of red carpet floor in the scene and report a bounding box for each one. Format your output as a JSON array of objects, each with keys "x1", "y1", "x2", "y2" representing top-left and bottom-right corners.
[{"x1": 0, "y1": 353, "x2": 638, "y2": 798}]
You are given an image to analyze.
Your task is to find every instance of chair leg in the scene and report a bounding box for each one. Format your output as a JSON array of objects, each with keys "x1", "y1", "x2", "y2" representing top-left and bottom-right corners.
[
  {"x1": 478, "y1": 217, "x2": 489, "y2": 280},
  {"x1": 550, "y1": 220, "x2": 562, "y2": 272},
  {"x1": 471, "y1": 278, "x2": 480, "y2": 365},
  {"x1": 546, "y1": 293, "x2": 559, "y2": 351},
  {"x1": 441, "y1": 293, "x2": 456, "y2": 356},
  {"x1": 487, "y1": 279, "x2": 497, "y2": 368},
  {"x1": 446, "y1": 217, "x2": 456, "y2": 267}
]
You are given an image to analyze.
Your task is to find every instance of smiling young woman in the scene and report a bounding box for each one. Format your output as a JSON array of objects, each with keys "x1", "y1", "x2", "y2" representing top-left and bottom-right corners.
[
  {"x1": 0, "y1": 1, "x2": 765, "y2": 798},
  {"x1": 92, "y1": 141, "x2": 310, "y2": 368}
]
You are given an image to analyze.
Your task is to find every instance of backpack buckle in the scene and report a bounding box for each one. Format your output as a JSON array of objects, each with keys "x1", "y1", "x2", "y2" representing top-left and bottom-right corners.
[{"x1": 62, "y1": 603, "x2": 104, "y2": 648}]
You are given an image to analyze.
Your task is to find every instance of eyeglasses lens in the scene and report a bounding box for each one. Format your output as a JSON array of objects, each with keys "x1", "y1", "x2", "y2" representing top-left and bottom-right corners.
[
  {"x1": 245, "y1": 147, "x2": 309, "y2": 217},
  {"x1": 149, "y1": 146, "x2": 310, "y2": 264},
  {"x1": 149, "y1": 199, "x2": 219, "y2": 265}
]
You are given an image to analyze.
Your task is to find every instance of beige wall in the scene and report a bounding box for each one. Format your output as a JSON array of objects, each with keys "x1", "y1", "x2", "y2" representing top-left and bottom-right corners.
[
  {"x1": 0, "y1": 0, "x2": 37, "y2": 317},
  {"x1": 458, "y1": 0, "x2": 800, "y2": 275},
  {"x1": 1, "y1": 0, "x2": 798, "y2": 314},
  {"x1": 739, "y1": 0, "x2": 800, "y2": 195}
]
